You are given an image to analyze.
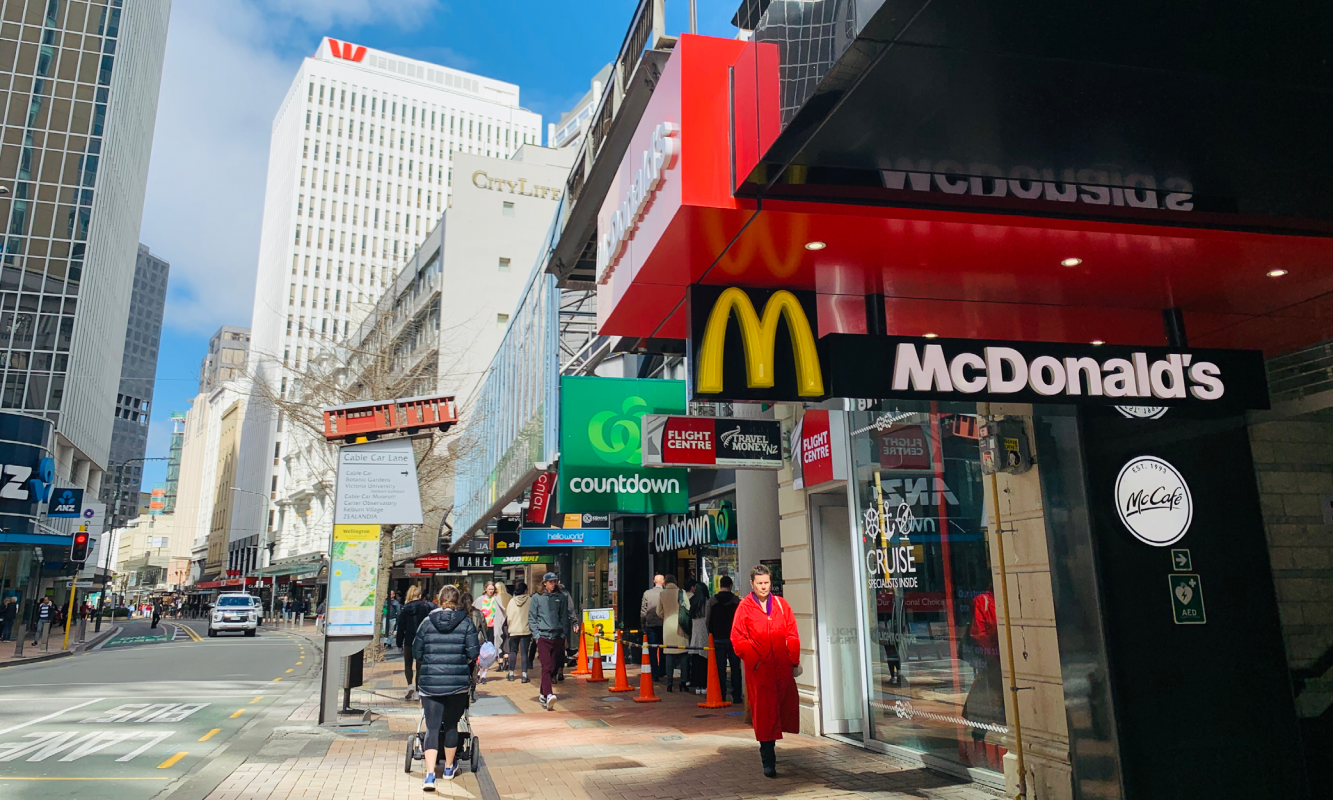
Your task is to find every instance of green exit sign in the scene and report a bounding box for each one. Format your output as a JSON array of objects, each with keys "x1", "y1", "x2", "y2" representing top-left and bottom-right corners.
[{"x1": 1169, "y1": 574, "x2": 1206, "y2": 625}]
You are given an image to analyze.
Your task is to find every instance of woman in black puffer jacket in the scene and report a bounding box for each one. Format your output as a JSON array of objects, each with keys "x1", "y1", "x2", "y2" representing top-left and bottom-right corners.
[
  {"x1": 412, "y1": 585, "x2": 480, "y2": 787},
  {"x1": 396, "y1": 585, "x2": 436, "y2": 697}
]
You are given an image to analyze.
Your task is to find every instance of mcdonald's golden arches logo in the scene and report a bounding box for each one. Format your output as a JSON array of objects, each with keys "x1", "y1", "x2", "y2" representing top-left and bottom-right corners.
[{"x1": 690, "y1": 286, "x2": 824, "y2": 400}]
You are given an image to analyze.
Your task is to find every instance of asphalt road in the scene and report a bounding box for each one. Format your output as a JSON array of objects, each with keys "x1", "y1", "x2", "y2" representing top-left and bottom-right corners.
[{"x1": 0, "y1": 618, "x2": 318, "y2": 800}]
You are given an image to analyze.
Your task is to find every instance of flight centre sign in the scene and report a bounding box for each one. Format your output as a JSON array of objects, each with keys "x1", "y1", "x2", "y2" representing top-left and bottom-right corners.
[{"x1": 687, "y1": 286, "x2": 1269, "y2": 411}]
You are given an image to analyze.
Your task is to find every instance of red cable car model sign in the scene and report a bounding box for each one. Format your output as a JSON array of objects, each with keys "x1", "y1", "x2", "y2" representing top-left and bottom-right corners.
[{"x1": 322, "y1": 394, "x2": 459, "y2": 443}]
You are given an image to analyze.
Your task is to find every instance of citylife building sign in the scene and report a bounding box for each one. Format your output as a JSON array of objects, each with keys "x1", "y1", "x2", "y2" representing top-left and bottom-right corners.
[
  {"x1": 596, "y1": 121, "x2": 679, "y2": 285},
  {"x1": 688, "y1": 285, "x2": 1270, "y2": 412}
]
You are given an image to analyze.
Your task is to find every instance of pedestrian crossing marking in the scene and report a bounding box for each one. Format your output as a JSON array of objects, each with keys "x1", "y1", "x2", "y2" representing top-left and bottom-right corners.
[
  {"x1": 198, "y1": 729, "x2": 221, "y2": 741},
  {"x1": 228, "y1": 710, "x2": 244, "y2": 719},
  {"x1": 157, "y1": 751, "x2": 187, "y2": 769}
]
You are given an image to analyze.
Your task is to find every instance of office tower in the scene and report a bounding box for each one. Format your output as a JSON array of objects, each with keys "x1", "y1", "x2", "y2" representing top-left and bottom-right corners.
[
  {"x1": 199, "y1": 325, "x2": 250, "y2": 393},
  {"x1": 0, "y1": 0, "x2": 170, "y2": 495},
  {"x1": 236, "y1": 38, "x2": 541, "y2": 566},
  {"x1": 98, "y1": 243, "x2": 168, "y2": 526},
  {"x1": 548, "y1": 64, "x2": 611, "y2": 149},
  {"x1": 164, "y1": 410, "x2": 182, "y2": 514}
]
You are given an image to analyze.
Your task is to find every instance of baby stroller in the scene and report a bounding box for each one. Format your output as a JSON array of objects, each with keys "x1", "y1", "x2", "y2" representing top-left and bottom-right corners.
[
  {"x1": 404, "y1": 641, "x2": 496, "y2": 775},
  {"x1": 404, "y1": 705, "x2": 480, "y2": 775}
]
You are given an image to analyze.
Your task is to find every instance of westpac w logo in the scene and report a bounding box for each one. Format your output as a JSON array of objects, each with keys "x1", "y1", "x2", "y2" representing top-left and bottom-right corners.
[
  {"x1": 327, "y1": 39, "x2": 367, "y2": 62},
  {"x1": 689, "y1": 286, "x2": 824, "y2": 401}
]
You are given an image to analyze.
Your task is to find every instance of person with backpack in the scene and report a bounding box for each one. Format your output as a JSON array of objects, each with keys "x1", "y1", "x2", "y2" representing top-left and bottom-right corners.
[
  {"x1": 705, "y1": 575, "x2": 743, "y2": 703},
  {"x1": 413, "y1": 585, "x2": 480, "y2": 789},
  {"x1": 657, "y1": 574, "x2": 691, "y2": 691},
  {"x1": 731, "y1": 564, "x2": 800, "y2": 778}
]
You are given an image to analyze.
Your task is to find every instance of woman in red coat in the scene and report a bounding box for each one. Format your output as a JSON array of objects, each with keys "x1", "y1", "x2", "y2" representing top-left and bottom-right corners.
[{"x1": 730, "y1": 564, "x2": 800, "y2": 778}]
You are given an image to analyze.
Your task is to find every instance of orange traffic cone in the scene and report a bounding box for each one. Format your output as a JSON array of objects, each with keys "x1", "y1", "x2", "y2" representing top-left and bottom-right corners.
[
  {"x1": 587, "y1": 635, "x2": 607, "y2": 682},
  {"x1": 698, "y1": 634, "x2": 733, "y2": 708},
  {"x1": 609, "y1": 634, "x2": 634, "y2": 692},
  {"x1": 633, "y1": 633, "x2": 661, "y2": 703},
  {"x1": 570, "y1": 628, "x2": 592, "y2": 676}
]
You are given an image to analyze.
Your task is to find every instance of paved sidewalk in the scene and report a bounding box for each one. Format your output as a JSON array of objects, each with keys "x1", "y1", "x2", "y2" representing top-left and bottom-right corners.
[
  {"x1": 207, "y1": 639, "x2": 1002, "y2": 800},
  {"x1": 0, "y1": 622, "x2": 118, "y2": 667}
]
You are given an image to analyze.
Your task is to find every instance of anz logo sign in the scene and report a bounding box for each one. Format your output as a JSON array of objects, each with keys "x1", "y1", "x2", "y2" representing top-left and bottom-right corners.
[{"x1": 0, "y1": 456, "x2": 54, "y2": 503}]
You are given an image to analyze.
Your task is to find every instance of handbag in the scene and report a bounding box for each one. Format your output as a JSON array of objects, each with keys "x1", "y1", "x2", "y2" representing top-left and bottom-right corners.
[{"x1": 677, "y1": 589, "x2": 693, "y2": 636}]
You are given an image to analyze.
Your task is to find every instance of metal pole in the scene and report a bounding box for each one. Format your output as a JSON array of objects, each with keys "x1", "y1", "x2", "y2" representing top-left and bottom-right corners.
[
  {"x1": 95, "y1": 463, "x2": 125, "y2": 633},
  {"x1": 689, "y1": 0, "x2": 697, "y2": 34},
  {"x1": 984, "y1": 405, "x2": 1028, "y2": 799}
]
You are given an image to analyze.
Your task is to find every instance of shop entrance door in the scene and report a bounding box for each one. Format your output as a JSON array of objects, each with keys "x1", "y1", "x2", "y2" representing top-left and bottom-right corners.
[{"x1": 810, "y1": 492, "x2": 865, "y2": 736}]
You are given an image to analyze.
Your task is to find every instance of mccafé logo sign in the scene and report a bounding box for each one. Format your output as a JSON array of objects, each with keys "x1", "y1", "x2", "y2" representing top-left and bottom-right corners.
[
  {"x1": 597, "y1": 122, "x2": 679, "y2": 285},
  {"x1": 686, "y1": 286, "x2": 1270, "y2": 412}
]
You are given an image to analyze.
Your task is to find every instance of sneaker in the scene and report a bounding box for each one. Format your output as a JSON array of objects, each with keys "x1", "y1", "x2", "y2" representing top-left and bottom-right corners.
[
  {"x1": 423, "y1": 773, "x2": 436, "y2": 792},
  {"x1": 545, "y1": 692, "x2": 557, "y2": 710},
  {"x1": 442, "y1": 765, "x2": 457, "y2": 781},
  {"x1": 506, "y1": 672, "x2": 514, "y2": 681},
  {"x1": 521, "y1": 674, "x2": 530, "y2": 683},
  {"x1": 538, "y1": 694, "x2": 549, "y2": 710}
]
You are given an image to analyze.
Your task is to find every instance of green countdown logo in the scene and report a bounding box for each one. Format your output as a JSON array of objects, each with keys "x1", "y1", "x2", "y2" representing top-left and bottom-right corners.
[{"x1": 588, "y1": 396, "x2": 648, "y2": 464}]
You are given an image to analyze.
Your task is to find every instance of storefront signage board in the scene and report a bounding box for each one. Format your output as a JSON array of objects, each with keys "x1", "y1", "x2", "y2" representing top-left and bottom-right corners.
[
  {"x1": 686, "y1": 285, "x2": 1269, "y2": 412},
  {"x1": 519, "y1": 528, "x2": 612, "y2": 547},
  {"x1": 450, "y1": 553, "x2": 491, "y2": 571},
  {"x1": 47, "y1": 487, "x2": 84, "y2": 517},
  {"x1": 493, "y1": 552, "x2": 543, "y2": 566},
  {"x1": 327, "y1": 524, "x2": 379, "y2": 637},
  {"x1": 334, "y1": 438, "x2": 423, "y2": 525},
  {"x1": 642, "y1": 414, "x2": 782, "y2": 469},
  {"x1": 558, "y1": 377, "x2": 688, "y2": 514},
  {"x1": 652, "y1": 504, "x2": 734, "y2": 553},
  {"x1": 492, "y1": 530, "x2": 521, "y2": 551},
  {"x1": 796, "y1": 410, "x2": 848, "y2": 488},
  {"x1": 527, "y1": 472, "x2": 556, "y2": 524},
  {"x1": 414, "y1": 554, "x2": 450, "y2": 571}
]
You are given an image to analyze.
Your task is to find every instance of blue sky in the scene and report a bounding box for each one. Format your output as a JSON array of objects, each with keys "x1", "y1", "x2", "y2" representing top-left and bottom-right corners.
[{"x1": 137, "y1": 0, "x2": 738, "y2": 488}]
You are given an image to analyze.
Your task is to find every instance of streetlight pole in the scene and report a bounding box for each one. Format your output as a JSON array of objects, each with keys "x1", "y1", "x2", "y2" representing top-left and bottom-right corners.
[
  {"x1": 230, "y1": 486, "x2": 274, "y2": 622},
  {"x1": 95, "y1": 457, "x2": 168, "y2": 633}
]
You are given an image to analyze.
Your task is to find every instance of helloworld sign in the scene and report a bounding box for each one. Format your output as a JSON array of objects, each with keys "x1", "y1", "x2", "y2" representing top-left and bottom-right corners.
[{"x1": 558, "y1": 376, "x2": 688, "y2": 514}]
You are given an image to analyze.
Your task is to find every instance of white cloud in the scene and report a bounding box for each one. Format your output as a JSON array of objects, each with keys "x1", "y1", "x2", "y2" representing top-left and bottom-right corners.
[{"x1": 140, "y1": 0, "x2": 445, "y2": 336}]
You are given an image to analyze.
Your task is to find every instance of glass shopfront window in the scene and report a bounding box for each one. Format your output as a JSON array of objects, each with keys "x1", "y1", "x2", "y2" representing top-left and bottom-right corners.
[{"x1": 848, "y1": 401, "x2": 1008, "y2": 775}]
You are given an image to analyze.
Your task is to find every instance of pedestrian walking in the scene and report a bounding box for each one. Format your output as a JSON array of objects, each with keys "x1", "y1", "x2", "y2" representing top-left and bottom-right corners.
[
  {"x1": 316, "y1": 600, "x2": 327, "y2": 632},
  {"x1": 150, "y1": 601, "x2": 161, "y2": 629},
  {"x1": 413, "y1": 585, "x2": 480, "y2": 790},
  {"x1": 658, "y1": 574, "x2": 690, "y2": 691},
  {"x1": 640, "y1": 573, "x2": 665, "y2": 680},
  {"x1": 504, "y1": 582, "x2": 532, "y2": 682},
  {"x1": 555, "y1": 581, "x2": 578, "y2": 682},
  {"x1": 529, "y1": 572, "x2": 569, "y2": 710},
  {"x1": 688, "y1": 579, "x2": 710, "y2": 693},
  {"x1": 385, "y1": 590, "x2": 402, "y2": 645},
  {"x1": 475, "y1": 582, "x2": 501, "y2": 645},
  {"x1": 1, "y1": 596, "x2": 16, "y2": 641},
  {"x1": 396, "y1": 585, "x2": 437, "y2": 699},
  {"x1": 731, "y1": 564, "x2": 800, "y2": 778},
  {"x1": 280, "y1": 596, "x2": 290, "y2": 623},
  {"x1": 705, "y1": 575, "x2": 744, "y2": 703},
  {"x1": 32, "y1": 596, "x2": 53, "y2": 644},
  {"x1": 492, "y1": 582, "x2": 510, "y2": 671},
  {"x1": 459, "y1": 593, "x2": 488, "y2": 682}
]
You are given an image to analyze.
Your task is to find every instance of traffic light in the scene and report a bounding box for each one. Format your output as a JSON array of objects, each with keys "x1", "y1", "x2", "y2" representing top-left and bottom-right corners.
[{"x1": 70, "y1": 530, "x2": 90, "y2": 563}]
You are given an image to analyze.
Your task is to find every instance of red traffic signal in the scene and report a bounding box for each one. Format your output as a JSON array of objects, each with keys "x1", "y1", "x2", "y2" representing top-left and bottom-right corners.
[{"x1": 71, "y1": 531, "x2": 90, "y2": 563}]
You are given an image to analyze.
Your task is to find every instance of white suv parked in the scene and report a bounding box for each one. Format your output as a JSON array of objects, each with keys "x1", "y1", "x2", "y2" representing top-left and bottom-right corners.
[{"x1": 209, "y1": 593, "x2": 260, "y2": 637}]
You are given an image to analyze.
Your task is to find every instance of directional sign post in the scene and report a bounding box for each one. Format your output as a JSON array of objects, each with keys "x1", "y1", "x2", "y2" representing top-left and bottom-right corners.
[{"x1": 333, "y1": 438, "x2": 423, "y2": 525}]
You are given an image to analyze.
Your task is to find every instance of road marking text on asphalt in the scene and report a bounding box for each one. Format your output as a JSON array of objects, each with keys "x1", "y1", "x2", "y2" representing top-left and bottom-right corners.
[
  {"x1": 0, "y1": 730, "x2": 175, "y2": 762},
  {"x1": 0, "y1": 698, "x2": 104, "y2": 736}
]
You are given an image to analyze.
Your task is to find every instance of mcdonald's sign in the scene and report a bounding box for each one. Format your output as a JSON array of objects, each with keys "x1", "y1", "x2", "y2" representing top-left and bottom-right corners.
[{"x1": 688, "y1": 285, "x2": 825, "y2": 402}]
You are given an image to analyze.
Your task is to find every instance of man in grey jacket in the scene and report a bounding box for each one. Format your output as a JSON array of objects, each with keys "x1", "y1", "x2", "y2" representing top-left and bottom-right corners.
[
  {"x1": 529, "y1": 573, "x2": 570, "y2": 710},
  {"x1": 640, "y1": 573, "x2": 665, "y2": 680}
]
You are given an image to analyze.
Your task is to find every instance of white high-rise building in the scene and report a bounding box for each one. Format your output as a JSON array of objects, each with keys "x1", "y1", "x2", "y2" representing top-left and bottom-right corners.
[{"x1": 236, "y1": 38, "x2": 542, "y2": 569}]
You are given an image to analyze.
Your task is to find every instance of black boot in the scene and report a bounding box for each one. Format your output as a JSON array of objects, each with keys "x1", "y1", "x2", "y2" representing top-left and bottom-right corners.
[{"x1": 760, "y1": 741, "x2": 777, "y2": 778}]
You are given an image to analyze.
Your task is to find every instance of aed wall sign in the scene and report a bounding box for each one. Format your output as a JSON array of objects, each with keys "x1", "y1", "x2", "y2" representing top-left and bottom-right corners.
[{"x1": 686, "y1": 285, "x2": 1270, "y2": 411}]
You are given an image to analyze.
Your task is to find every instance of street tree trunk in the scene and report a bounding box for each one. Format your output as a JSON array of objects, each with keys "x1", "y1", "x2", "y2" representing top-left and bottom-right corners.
[{"x1": 368, "y1": 524, "x2": 395, "y2": 663}]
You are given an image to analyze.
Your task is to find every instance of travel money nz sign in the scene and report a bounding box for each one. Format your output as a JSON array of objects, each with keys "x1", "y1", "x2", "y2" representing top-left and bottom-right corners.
[{"x1": 558, "y1": 376, "x2": 688, "y2": 514}]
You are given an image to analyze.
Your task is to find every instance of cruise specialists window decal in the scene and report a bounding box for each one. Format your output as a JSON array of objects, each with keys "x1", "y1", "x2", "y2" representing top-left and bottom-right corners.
[{"x1": 819, "y1": 334, "x2": 1270, "y2": 412}]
